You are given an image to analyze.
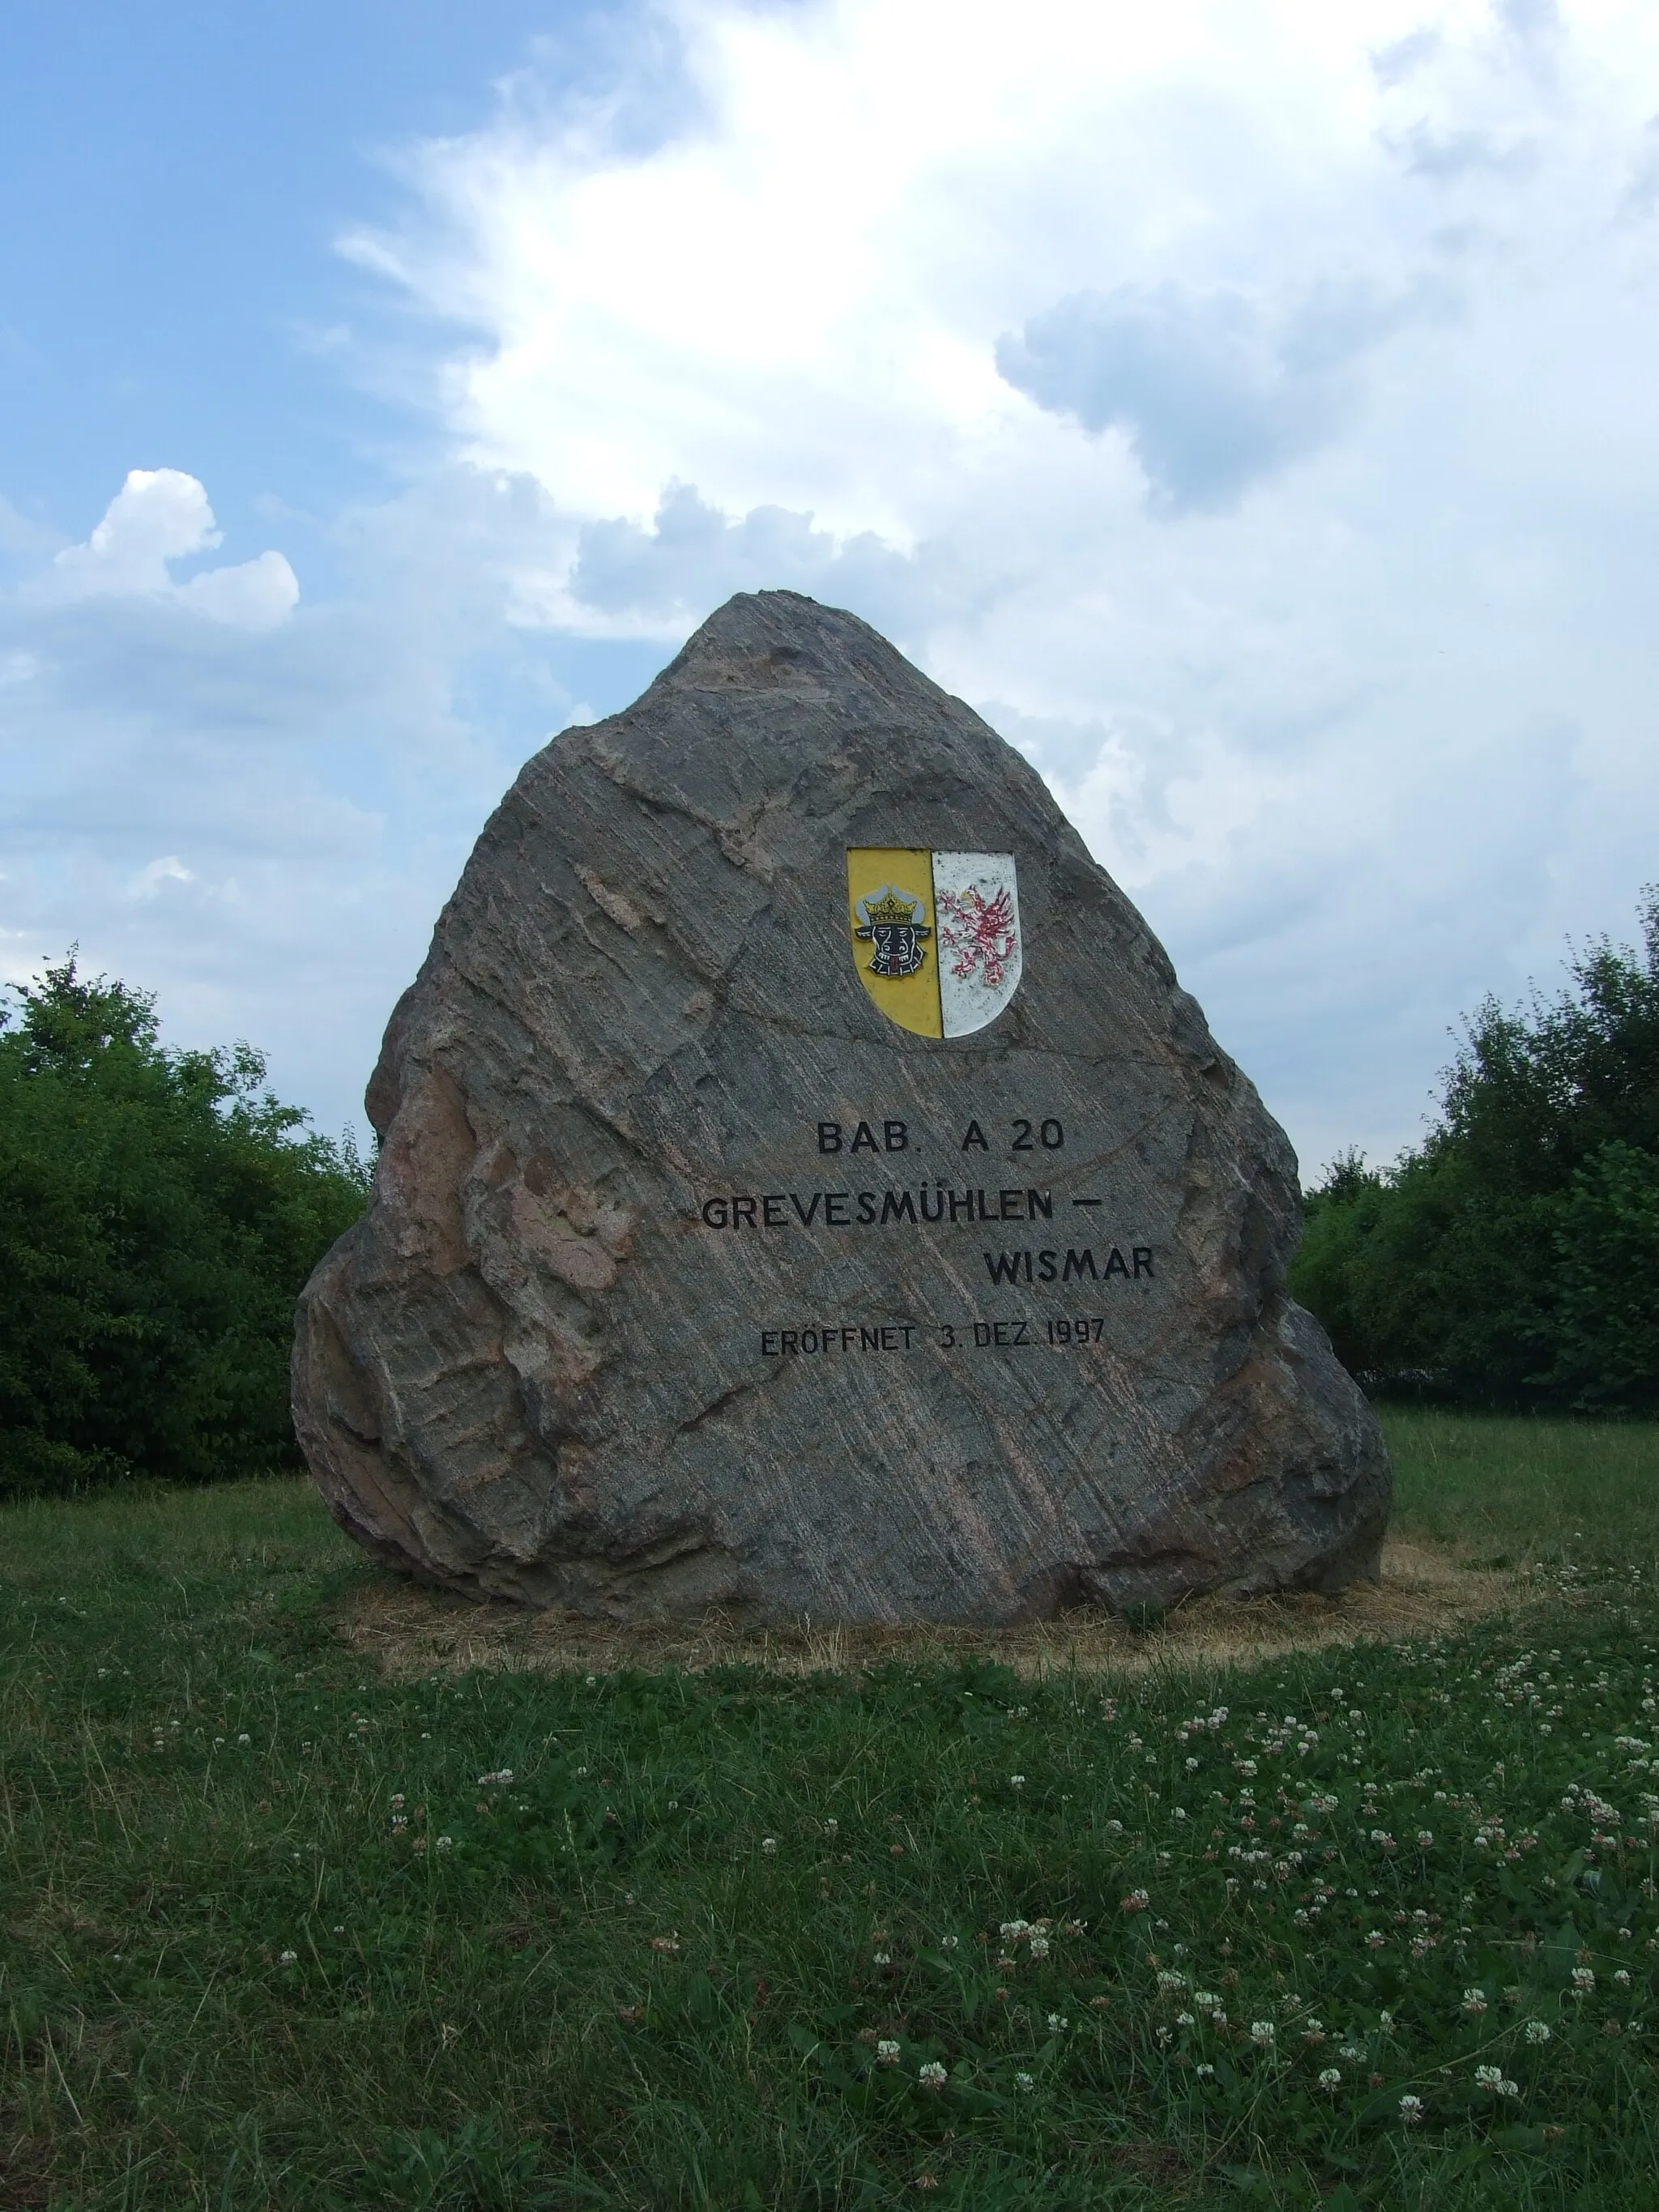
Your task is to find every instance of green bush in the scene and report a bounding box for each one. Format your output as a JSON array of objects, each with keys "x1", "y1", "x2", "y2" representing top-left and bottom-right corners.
[
  {"x1": 1290, "y1": 889, "x2": 1659, "y2": 1410},
  {"x1": 0, "y1": 956, "x2": 369, "y2": 1495}
]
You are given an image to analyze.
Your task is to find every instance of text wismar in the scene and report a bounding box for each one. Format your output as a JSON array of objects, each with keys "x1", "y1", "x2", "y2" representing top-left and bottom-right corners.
[{"x1": 695, "y1": 1187, "x2": 1152, "y2": 1287}]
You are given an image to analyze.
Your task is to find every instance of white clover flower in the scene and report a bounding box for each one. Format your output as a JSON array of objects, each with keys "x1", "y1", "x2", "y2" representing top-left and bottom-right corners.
[
  {"x1": 1176, "y1": 2010, "x2": 1196, "y2": 2027},
  {"x1": 1047, "y1": 2013, "x2": 1068, "y2": 2032},
  {"x1": 435, "y1": 1835, "x2": 453, "y2": 1851},
  {"x1": 476, "y1": 1769, "x2": 514, "y2": 1786},
  {"x1": 1193, "y1": 1991, "x2": 1220, "y2": 2010},
  {"x1": 237, "y1": 1733, "x2": 251, "y2": 1747},
  {"x1": 1462, "y1": 1988, "x2": 1489, "y2": 2014},
  {"x1": 1398, "y1": 2094, "x2": 1425, "y2": 2125},
  {"x1": 1026, "y1": 1933, "x2": 1050, "y2": 1960},
  {"x1": 1014, "y1": 2070, "x2": 1035, "y2": 2092},
  {"x1": 277, "y1": 1950, "x2": 297, "y2": 1967},
  {"x1": 1318, "y1": 2068, "x2": 1341, "y2": 2091},
  {"x1": 999, "y1": 1920, "x2": 1031, "y2": 1939},
  {"x1": 1009, "y1": 1775, "x2": 1026, "y2": 1788},
  {"x1": 872, "y1": 1950, "x2": 891, "y2": 1966},
  {"x1": 761, "y1": 1837, "x2": 778, "y2": 1854},
  {"x1": 1417, "y1": 1831, "x2": 1434, "y2": 1848},
  {"x1": 918, "y1": 2061, "x2": 948, "y2": 2089},
  {"x1": 1249, "y1": 2021, "x2": 1275, "y2": 2046},
  {"x1": 1196, "y1": 2061, "x2": 1216, "y2": 2078},
  {"x1": 940, "y1": 1934, "x2": 958, "y2": 1951},
  {"x1": 1614, "y1": 1968, "x2": 1632, "y2": 1988},
  {"x1": 1572, "y1": 1966, "x2": 1596, "y2": 1993},
  {"x1": 1525, "y1": 2019, "x2": 1551, "y2": 2044},
  {"x1": 1473, "y1": 2065, "x2": 1503, "y2": 2090},
  {"x1": 1338, "y1": 2044, "x2": 1366, "y2": 2062},
  {"x1": 824, "y1": 1817, "x2": 838, "y2": 1835},
  {"x1": 876, "y1": 2039, "x2": 901, "y2": 2065}
]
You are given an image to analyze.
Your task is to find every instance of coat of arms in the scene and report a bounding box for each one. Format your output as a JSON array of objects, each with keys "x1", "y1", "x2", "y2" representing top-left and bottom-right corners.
[
  {"x1": 845, "y1": 848, "x2": 1021, "y2": 1038},
  {"x1": 853, "y1": 885, "x2": 932, "y2": 979}
]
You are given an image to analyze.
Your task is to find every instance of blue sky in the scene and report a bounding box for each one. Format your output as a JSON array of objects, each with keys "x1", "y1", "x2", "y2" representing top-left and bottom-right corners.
[{"x1": 4, "y1": 0, "x2": 1658, "y2": 1177}]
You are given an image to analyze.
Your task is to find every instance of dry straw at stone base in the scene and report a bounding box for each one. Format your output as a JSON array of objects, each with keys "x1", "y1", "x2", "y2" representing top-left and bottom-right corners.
[{"x1": 336, "y1": 1539, "x2": 1518, "y2": 1683}]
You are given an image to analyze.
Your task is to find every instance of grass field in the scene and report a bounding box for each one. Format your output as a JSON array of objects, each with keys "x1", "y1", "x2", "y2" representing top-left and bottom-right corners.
[
  {"x1": 1386, "y1": 1409, "x2": 1659, "y2": 1571},
  {"x1": 4, "y1": 1413, "x2": 1659, "y2": 2210}
]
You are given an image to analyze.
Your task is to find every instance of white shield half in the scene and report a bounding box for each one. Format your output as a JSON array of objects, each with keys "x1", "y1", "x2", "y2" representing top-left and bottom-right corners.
[{"x1": 931, "y1": 850, "x2": 1021, "y2": 1037}]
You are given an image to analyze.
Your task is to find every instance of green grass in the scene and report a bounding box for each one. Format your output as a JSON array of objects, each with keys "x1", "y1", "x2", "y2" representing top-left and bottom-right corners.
[
  {"x1": 1386, "y1": 1408, "x2": 1659, "y2": 1570},
  {"x1": 3, "y1": 1419, "x2": 1659, "y2": 2210}
]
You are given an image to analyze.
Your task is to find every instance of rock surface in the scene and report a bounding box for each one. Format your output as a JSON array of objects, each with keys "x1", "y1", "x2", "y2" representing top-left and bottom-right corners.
[{"x1": 293, "y1": 591, "x2": 1389, "y2": 1622}]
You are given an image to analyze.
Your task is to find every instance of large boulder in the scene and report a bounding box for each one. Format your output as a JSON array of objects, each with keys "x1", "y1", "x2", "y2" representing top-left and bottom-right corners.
[{"x1": 293, "y1": 590, "x2": 1388, "y2": 1622}]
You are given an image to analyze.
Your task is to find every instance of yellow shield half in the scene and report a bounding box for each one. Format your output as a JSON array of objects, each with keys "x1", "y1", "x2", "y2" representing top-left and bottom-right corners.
[{"x1": 846, "y1": 847, "x2": 941, "y2": 1037}]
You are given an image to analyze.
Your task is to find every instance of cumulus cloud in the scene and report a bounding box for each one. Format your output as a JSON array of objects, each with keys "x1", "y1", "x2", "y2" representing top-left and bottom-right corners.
[
  {"x1": 126, "y1": 856, "x2": 194, "y2": 900},
  {"x1": 322, "y1": 0, "x2": 1659, "y2": 1170},
  {"x1": 568, "y1": 479, "x2": 984, "y2": 633},
  {"x1": 0, "y1": 465, "x2": 651, "y2": 1142},
  {"x1": 995, "y1": 279, "x2": 1429, "y2": 509},
  {"x1": 47, "y1": 469, "x2": 300, "y2": 630}
]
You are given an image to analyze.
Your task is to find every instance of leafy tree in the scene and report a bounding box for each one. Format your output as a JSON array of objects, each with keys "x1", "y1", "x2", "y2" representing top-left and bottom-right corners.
[
  {"x1": 1290, "y1": 889, "x2": 1659, "y2": 1409},
  {"x1": 1551, "y1": 1141, "x2": 1659, "y2": 1405},
  {"x1": 0, "y1": 956, "x2": 369, "y2": 1495}
]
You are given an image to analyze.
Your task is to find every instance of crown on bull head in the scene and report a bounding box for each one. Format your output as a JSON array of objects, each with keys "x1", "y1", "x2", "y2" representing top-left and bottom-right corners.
[{"x1": 856, "y1": 886, "x2": 928, "y2": 931}]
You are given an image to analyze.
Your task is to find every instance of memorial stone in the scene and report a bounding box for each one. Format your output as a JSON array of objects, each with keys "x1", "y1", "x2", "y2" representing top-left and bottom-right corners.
[{"x1": 292, "y1": 590, "x2": 1389, "y2": 1622}]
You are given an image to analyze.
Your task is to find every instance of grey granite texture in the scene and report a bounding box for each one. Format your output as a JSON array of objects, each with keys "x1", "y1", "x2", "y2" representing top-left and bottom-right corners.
[{"x1": 292, "y1": 590, "x2": 1389, "y2": 1621}]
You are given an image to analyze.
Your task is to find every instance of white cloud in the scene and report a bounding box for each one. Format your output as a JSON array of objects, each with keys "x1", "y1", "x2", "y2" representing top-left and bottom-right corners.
[
  {"x1": 996, "y1": 275, "x2": 1443, "y2": 510},
  {"x1": 177, "y1": 549, "x2": 302, "y2": 630},
  {"x1": 327, "y1": 0, "x2": 1659, "y2": 1172},
  {"x1": 53, "y1": 467, "x2": 220, "y2": 590},
  {"x1": 47, "y1": 468, "x2": 300, "y2": 631},
  {"x1": 0, "y1": 463, "x2": 663, "y2": 1144},
  {"x1": 126, "y1": 855, "x2": 194, "y2": 900}
]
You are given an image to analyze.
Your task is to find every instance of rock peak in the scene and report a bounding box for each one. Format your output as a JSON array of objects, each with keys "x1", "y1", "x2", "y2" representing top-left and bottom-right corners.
[{"x1": 648, "y1": 590, "x2": 942, "y2": 710}]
